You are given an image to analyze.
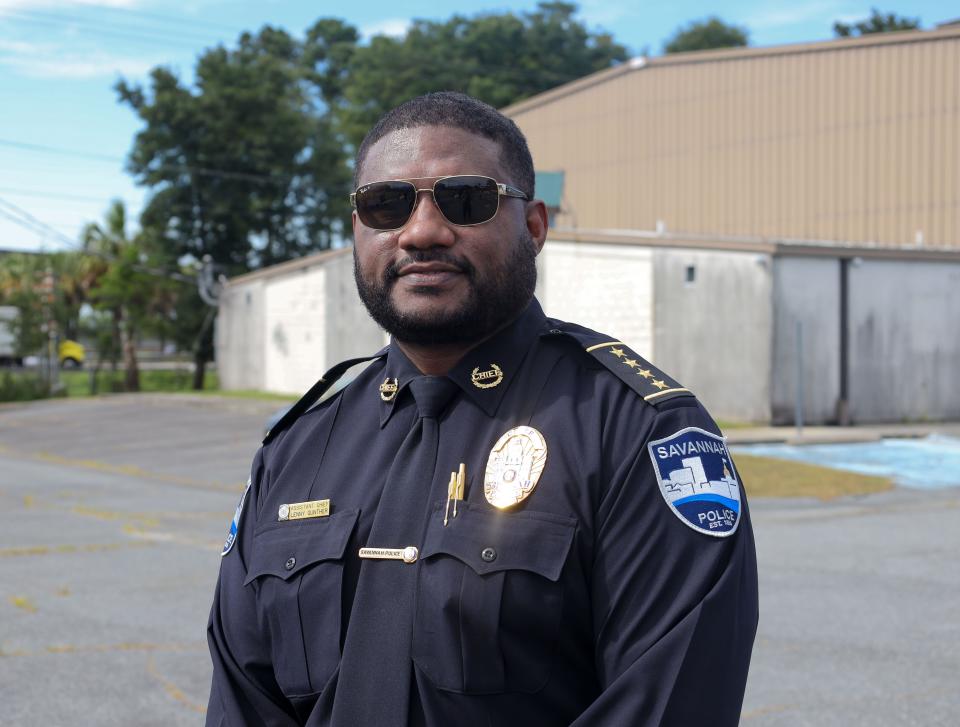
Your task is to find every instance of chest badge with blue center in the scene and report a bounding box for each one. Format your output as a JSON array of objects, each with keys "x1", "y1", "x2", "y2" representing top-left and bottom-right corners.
[
  {"x1": 648, "y1": 427, "x2": 742, "y2": 537},
  {"x1": 484, "y1": 426, "x2": 547, "y2": 508}
]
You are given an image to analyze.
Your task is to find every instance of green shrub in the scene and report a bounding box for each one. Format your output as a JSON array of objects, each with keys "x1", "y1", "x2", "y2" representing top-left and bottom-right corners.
[{"x1": 0, "y1": 371, "x2": 50, "y2": 402}]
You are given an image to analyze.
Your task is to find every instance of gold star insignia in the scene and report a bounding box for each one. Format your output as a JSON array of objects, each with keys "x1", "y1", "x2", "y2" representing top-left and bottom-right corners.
[
  {"x1": 623, "y1": 358, "x2": 639, "y2": 368},
  {"x1": 652, "y1": 379, "x2": 669, "y2": 390},
  {"x1": 637, "y1": 369, "x2": 653, "y2": 379},
  {"x1": 609, "y1": 347, "x2": 626, "y2": 358}
]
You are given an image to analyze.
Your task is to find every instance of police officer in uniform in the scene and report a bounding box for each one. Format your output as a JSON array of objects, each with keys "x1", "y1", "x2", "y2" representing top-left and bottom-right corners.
[{"x1": 206, "y1": 91, "x2": 758, "y2": 727}]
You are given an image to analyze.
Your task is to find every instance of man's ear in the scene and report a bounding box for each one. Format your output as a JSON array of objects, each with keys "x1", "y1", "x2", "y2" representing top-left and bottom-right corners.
[{"x1": 525, "y1": 200, "x2": 548, "y2": 254}]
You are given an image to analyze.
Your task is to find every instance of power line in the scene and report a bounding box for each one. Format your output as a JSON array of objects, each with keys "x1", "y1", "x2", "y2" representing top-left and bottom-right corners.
[
  {"x1": 0, "y1": 138, "x2": 123, "y2": 163},
  {"x1": 0, "y1": 137, "x2": 293, "y2": 186},
  {"x1": 0, "y1": 186, "x2": 130, "y2": 204},
  {"x1": 6, "y1": 7, "x2": 240, "y2": 43},
  {"x1": 0, "y1": 196, "x2": 193, "y2": 284},
  {"x1": 92, "y1": 5, "x2": 246, "y2": 35},
  {"x1": 3, "y1": 11, "x2": 223, "y2": 51}
]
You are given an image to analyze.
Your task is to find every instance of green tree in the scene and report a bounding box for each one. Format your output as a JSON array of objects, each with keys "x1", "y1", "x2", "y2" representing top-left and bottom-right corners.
[
  {"x1": 663, "y1": 17, "x2": 749, "y2": 54},
  {"x1": 833, "y1": 9, "x2": 920, "y2": 37},
  {"x1": 82, "y1": 200, "x2": 176, "y2": 392},
  {"x1": 0, "y1": 250, "x2": 100, "y2": 368},
  {"x1": 117, "y1": 25, "x2": 354, "y2": 273},
  {"x1": 0, "y1": 254, "x2": 46, "y2": 359},
  {"x1": 335, "y1": 2, "x2": 628, "y2": 148}
]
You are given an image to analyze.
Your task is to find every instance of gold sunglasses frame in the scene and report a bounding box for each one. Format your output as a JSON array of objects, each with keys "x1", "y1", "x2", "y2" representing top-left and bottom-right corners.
[{"x1": 350, "y1": 174, "x2": 529, "y2": 231}]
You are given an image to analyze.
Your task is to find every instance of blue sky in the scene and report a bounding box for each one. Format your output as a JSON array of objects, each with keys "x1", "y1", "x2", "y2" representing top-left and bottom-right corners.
[{"x1": 0, "y1": 0, "x2": 951, "y2": 252}]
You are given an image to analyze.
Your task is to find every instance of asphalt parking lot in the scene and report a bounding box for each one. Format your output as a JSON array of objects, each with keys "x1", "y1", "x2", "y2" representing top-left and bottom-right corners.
[{"x1": 0, "y1": 395, "x2": 957, "y2": 726}]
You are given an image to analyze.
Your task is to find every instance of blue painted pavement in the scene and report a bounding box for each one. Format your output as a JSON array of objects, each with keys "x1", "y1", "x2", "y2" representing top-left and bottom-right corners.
[{"x1": 731, "y1": 434, "x2": 960, "y2": 489}]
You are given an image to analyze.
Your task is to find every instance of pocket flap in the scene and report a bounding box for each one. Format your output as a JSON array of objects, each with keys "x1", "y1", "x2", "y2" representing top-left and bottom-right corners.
[
  {"x1": 420, "y1": 502, "x2": 576, "y2": 581},
  {"x1": 244, "y1": 509, "x2": 359, "y2": 585}
]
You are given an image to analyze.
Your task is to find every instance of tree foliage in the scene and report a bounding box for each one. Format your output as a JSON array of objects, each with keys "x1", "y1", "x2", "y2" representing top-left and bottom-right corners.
[
  {"x1": 334, "y1": 2, "x2": 628, "y2": 148},
  {"x1": 833, "y1": 8, "x2": 920, "y2": 37},
  {"x1": 117, "y1": 4, "x2": 627, "y2": 269},
  {"x1": 663, "y1": 17, "x2": 749, "y2": 54},
  {"x1": 117, "y1": 25, "x2": 355, "y2": 273},
  {"x1": 81, "y1": 200, "x2": 180, "y2": 391}
]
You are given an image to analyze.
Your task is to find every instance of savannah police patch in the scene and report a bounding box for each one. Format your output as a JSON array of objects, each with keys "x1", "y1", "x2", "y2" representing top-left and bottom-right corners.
[
  {"x1": 648, "y1": 427, "x2": 741, "y2": 537},
  {"x1": 221, "y1": 478, "x2": 251, "y2": 557}
]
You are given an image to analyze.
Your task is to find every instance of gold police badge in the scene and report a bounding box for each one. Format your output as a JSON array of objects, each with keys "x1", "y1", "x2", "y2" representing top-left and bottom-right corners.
[{"x1": 484, "y1": 426, "x2": 547, "y2": 508}]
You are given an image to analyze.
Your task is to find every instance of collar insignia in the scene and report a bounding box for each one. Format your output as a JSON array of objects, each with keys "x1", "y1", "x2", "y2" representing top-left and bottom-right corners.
[
  {"x1": 471, "y1": 364, "x2": 503, "y2": 389},
  {"x1": 379, "y1": 377, "x2": 399, "y2": 401}
]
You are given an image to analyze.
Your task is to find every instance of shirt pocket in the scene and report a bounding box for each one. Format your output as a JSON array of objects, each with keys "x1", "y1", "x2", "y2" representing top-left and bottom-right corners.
[
  {"x1": 244, "y1": 508, "x2": 359, "y2": 697},
  {"x1": 412, "y1": 501, "x2": 577, "y2": 695}
]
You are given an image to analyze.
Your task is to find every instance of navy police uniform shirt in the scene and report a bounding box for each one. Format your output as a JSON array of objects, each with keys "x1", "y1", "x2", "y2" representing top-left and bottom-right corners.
[{"x1": 206, "y1": 299, "x2": 759, "y2": 726}]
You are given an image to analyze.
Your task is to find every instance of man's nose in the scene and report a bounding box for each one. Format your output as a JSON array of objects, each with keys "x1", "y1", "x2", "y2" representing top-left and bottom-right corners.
[{"x1": 397, "y1": 191, "x2": 456, "y2": 249}]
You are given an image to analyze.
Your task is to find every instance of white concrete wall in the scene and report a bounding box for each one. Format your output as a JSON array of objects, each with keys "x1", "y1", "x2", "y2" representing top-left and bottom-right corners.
[
  {"x1": 848, "y1": 259, "x2": 960, "y2": 422},
  {"x1": 771, "y1": 257, "x2": 841, "y2": 424},
  {"x1": 217, "y1": 249, "x2": 387, "y2": 395},
  {"x1": 653, "y1": 249, "x2": 773, "y2": 423},
  {"x1": 215, "y1": 278, "x2": 267, "y2": 391},
  {"x1": 324, "y1": 251, "x2": 389, "y2": 367},
  {"x1": 540, "y1": 239, "x2": 654, "y2": 356},
  {"x1": 263, "y1": 265, "x2": 328, "y2": 394}
]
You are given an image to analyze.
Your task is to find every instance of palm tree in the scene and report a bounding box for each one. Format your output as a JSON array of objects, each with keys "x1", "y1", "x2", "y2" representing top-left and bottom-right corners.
[{"x1": 81, "y1": 200, "x2": 144, "y2": 391}]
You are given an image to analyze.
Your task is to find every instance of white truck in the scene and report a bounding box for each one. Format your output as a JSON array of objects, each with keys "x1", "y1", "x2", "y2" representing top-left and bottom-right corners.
[{"x1": 0, "y1": 305, "x2": 22, "y2": 366}]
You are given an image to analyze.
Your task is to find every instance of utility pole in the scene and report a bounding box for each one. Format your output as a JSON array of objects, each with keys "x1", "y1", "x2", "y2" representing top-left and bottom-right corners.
[{"x1": 41, "y1": 267, "x2": 61, "y2": 393}]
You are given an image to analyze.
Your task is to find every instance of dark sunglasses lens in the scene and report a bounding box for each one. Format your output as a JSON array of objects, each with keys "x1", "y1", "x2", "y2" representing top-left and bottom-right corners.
[
  {"x1": 355, "y1": 182, "x2": 416, "y2": 229},
  {"x1": 434, "y1": 176, "x2": 500, "y2": 225}
]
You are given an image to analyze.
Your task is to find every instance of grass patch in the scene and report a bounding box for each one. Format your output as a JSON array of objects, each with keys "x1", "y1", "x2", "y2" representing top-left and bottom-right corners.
[
  {"x1": 59, "y1": 368, "x2": 219, "y2": 396},
  {"x1": 196, "y1": 388, "x2": 298, "y2": 402},
  {"x1": 735, "y1": 453, "x2": 893, "y2": 500}
]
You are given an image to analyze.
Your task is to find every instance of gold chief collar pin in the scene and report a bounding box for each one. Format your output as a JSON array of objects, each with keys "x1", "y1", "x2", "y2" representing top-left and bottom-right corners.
[
  {"x1": 471, "y1": 364, "x2": 503, "y2": 389},
  {"x1": 379, "y1": 377, "x2": 399, "y2": 401},
  {"x1": 484, "y1": 426, "x2": 547, "y2": 509}
]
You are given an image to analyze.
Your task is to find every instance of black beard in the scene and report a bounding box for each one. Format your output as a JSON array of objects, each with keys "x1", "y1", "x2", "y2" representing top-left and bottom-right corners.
[{"x1": 354, "y1": 234, "x2": 538, "y2": 346}]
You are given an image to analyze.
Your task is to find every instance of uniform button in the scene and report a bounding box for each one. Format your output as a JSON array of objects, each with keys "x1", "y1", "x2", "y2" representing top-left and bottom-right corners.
[
  {"x1": 285, "y1": 557, "x2": 296, "y2": 570},
  {"x1": 481, "y1": 547, "x2": 497, "y2": 563}
]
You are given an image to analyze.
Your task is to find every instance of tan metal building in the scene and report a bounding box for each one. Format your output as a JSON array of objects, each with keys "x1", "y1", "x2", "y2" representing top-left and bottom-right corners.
[
  {"x1": 504, "y1": 26, "x2": 959, "y2": 250},
  {"x1": 216, "y1": 27, "x2": 960, "y2": 424}
]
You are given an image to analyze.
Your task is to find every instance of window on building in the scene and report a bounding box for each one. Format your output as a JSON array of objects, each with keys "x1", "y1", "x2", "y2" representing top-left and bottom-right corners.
[{"x1": 685, "y1": 265, "x2": 696, "y2": 285}]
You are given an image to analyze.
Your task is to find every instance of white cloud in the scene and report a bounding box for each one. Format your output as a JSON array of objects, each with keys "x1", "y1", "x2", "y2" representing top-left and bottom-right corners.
[
  {"x1": 360, "y1": 18, "x2": 410, "y2": 40},
  {"x1": 575, "y1": 0, "x2": 630, "y2": 29},
  {"x1": 0, "y1": 38, "x2": 155, "y2": 78},
  {"x1": 747, "y1": 1, "x2": 853, "y2": 30},
  {"x1": 0, "y1": 0, "x2": 140, "y2": 12}
]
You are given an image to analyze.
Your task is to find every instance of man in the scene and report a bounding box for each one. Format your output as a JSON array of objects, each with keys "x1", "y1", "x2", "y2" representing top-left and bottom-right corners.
[{"x1": 207, "y1": 91, "x2": 758, "y2": 727}]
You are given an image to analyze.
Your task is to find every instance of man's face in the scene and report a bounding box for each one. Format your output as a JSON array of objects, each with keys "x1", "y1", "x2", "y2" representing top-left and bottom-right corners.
[{"x1": 352, "y1": 125, "x2": 546, "y2": 345}]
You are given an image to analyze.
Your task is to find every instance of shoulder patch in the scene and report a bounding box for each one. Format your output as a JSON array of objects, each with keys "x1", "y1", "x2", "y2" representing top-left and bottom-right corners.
[
  {"x1": 221, "y1": 478, "x2": 251, "y2": 557},
  {"x1": 647, "y1": 427, "x2": 742, "y2": 538}
]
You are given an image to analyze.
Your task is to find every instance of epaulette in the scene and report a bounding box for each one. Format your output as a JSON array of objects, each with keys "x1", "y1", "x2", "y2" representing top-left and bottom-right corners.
[
  {"x1": 544, "y1": 320, "x2": 695, "y2": 407},
  {"x1": 263, "y1": 348, "x2": 388, "y2": 445}
]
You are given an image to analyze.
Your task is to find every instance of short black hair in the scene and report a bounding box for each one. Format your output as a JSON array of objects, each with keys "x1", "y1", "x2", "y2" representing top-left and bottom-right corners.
[{"x1": 353, "y1": 91, "x2": 535, "y2": 198}]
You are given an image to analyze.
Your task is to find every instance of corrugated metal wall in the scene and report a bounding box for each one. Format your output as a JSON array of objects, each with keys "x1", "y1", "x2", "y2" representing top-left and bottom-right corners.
[{"x1": 508, "y1": 28, "x2": 959, "y2": 249}]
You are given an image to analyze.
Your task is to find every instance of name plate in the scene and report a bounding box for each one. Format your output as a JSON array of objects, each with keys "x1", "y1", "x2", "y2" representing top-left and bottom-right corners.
[{"x1": 278, "y1": 499, "x2": 330, "y2": 521}]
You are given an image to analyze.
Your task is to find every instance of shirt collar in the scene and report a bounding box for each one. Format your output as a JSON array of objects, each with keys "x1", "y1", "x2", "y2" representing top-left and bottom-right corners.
[{"x1": 377, "y1": 298, "x2": 548, "y2": 426}]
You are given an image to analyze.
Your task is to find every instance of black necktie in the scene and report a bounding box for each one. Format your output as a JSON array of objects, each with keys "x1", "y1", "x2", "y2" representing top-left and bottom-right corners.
[{"x1": 332, "y1": 375, "x2": 458, "y2": 727}]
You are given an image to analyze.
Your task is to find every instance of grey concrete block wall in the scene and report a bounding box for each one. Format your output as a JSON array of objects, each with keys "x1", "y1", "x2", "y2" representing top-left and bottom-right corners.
[
  {"x1": 771, "y1": 257, "x2": 842, "y2": 424},
  {"x1": 653, "y1": 249, "x2": 773, "y2": 423},
  {"x1": 848, "y1": 259, "x2": 960, "y2": 422}
]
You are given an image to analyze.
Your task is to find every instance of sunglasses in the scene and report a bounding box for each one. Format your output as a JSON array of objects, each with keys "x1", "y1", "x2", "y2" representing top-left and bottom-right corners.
[{"x1": 350, "y1": 174, "x2": 529, "y2": 231}]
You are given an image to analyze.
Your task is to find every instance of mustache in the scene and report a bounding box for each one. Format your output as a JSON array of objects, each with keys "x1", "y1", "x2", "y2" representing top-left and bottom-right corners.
[{"x1": 385, "y1": 250, "x2": 475, "y2": 281}]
